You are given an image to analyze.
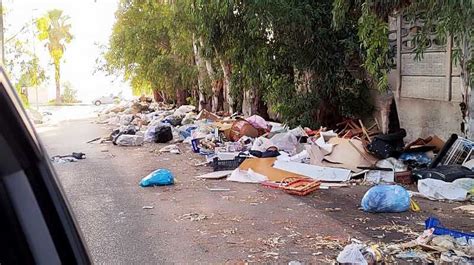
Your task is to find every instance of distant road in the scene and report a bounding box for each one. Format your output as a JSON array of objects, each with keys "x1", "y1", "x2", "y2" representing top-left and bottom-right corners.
[{"x1": 35, "y1": 104, "x2": 107, "y2": 125}]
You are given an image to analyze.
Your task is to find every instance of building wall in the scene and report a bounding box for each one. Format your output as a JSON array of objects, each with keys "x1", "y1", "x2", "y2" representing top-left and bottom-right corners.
[
  {"x1": 27, "y1": 86, "x2": 49, "y2": 105},
  {"x1": 388, "y1": 16, "x2": 466, "y2": 142}
]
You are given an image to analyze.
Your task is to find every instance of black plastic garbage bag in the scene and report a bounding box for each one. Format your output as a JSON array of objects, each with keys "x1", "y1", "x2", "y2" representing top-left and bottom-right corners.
[
  {"x1": 155, "y1": 126, "x2": 173, "y2": 143},
  {"x1": 367, "y1": 129, "x2": 406, "y2": 159},
  {"x1": 412, "y1": 165, "x2": 474, "y2": 182}
]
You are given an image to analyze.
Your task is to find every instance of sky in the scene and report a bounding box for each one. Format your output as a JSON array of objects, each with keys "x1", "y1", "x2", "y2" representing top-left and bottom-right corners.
[{"x1": 4, "y1": 0, "x2": 132, "y2": 102}]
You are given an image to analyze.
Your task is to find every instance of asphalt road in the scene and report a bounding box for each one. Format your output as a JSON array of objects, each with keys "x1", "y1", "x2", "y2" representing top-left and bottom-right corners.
[
  {"x1": 37, "y1": 113, "x2": 473, "y2": 264},
  {"x1": 37, "y1": 118, "x2": 359, "y2": 264},
  {"x1": 38, "y1": 119, "x2": 173, "y2": 263}
]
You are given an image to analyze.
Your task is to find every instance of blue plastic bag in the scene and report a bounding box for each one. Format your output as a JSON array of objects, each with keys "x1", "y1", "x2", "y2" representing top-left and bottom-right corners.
[
  {"x1": 361, "y1": 185, "x2": 410, "y2": 213},
  {"x1": 139, "y1": 169, "x2": 174, "y2": 187}
]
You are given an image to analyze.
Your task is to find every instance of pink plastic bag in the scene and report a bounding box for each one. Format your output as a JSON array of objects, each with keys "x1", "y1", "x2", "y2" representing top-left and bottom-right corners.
[{"x1": 246, "y1": 115, "x2": 268, "y2": 130}]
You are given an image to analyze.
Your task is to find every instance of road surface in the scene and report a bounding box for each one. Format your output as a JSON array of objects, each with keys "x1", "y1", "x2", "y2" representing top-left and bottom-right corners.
[{"x1": 37, "y1": 108, "x2": 472, "y2": 264}]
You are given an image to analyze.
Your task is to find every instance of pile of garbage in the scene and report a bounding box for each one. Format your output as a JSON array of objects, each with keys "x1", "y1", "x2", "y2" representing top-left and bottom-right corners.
[
  {"x1": 97, "y1": 97, "x2": 474, "y2": 208},
  {"x1": 96, "y1": 98, "x2": 473, "y2": 263},
  {"x1": 337, "y1": 217, "x2": 473, "y2": 264}
]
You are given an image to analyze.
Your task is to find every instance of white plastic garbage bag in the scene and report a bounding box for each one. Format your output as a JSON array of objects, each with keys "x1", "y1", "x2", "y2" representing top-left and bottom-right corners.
[
  {"x1": 251, "y1": 137, "x2": 275, "y2": 152},
  {"x1": 288, "y1": 126, "x2": 307, "y2": 137},
  {"x1": 336, "y1": 243, "x2": 368, "y2": 265},
  {"x1": 227, "y1": 168, "x2": 268, "y2": 183},
  {"x1": 116, "y1": 134, "x2": 144, "y2": 146},
  {"x1": 174, "y1": 105, "x2": 195, "y2": 115},
  {"x1": 417, "y1": 178, "x2": 474, "y2": 201},
  {"x1": 271, "y1": 132, "x2": 298, "y2": 154},
  {"x1": 277, "y1": 150, "x2": 309, "y2": 162},
  {"x1": 120, "y1": 114, "x2": 134, "y2": 126}
]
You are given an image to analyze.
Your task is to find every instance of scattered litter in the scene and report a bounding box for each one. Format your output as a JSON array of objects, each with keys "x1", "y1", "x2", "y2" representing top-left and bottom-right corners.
[
  {"x1": 452, "y1": 205, "x2": 474, "y2": 215},
  {"x1": 206, "y1": 187, "x2": 231, "y2": 191},
  {"x1": 414, "y1": 178, "x2": 474, "y2": 201},
  {"x1": 364, "y1": 169, "x2": 394, "y2": 184},
  {"x1": 228, "y1": 168, "x2": 268, "y2": 183},
  {"x1": 51, "y1": 152, "x2": 86, "y2": 163},
  {"x1": 194, "y1": 161, "x2": 210, "y2": 167},
  {"x1": 281, "y1": 177, "x2": 320, "y2": 196},
  {"x1": 196, "y1": 170, "x2": 233, "y2": 179},
  {"x1": 273, "y1": 160, "x2": 351, "y2": 182},
  {"x1": 159, "y1": 144, "x2": 181, "y2": 154},
  {"x1": 336, "y1": 243, "x2": 367, "y2": 265},
  {"x1": 287, "y1": 261, "x2": 302, "y2": 265},
  {"x1": 51, "y1": 156, "x2": 77, "y2": 163},
  {"x1": 325, "y1": 207, "x2": 341, "y2": 212},
  {"x1": 94, "y1": 98, "x2": 470, "y2": 262},
  {"x1": 425, "y1": 217, "x2": 474, "y2": 240},
  {"x1": 116, "y1": 134, "x2": 144, "y2": 146},
  {"x1": 179, "y1": 213, "x2": 209, "y2": 222},
  {"x1": 86, "y1": 137, "x2": 101, "y2": 143}
]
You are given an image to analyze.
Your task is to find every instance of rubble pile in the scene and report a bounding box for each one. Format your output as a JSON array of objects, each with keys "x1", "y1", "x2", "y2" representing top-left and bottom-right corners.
[{"x1": 96, "y1": 98, "x2": 473, "y2": 263}]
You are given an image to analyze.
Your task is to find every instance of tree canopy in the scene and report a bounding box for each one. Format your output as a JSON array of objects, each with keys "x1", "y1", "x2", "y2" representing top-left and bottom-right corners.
[
  {"x1": 103, "y1": 0, "x2": 472, "y2": 127},
  {"x1": 36, "y1": 9, "x2": 73, "y2": 104}
]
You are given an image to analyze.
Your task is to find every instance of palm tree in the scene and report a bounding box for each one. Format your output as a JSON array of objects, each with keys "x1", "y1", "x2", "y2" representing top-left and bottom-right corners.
[{"x1": 36, "y1": 9, "x2": 72, "y2": 104}]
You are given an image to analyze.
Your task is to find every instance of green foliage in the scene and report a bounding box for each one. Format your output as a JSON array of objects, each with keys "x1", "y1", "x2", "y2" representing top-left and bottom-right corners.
[
  {"x1": 5, "y1": 39, "x2": 47, "y2": 106},
  {"x1": 104, "y1": 0, "x2": 196, "y2": 98},
  {"x1": 230, "y1": 0, "x2": 373, "y2": 127},
  {"x1": 61, "y1": 82, "x2": 79, "y2": 103},
  {"x1": 404, "y1": 1, "x2": 473, "y2": 87},
  {"x1": 103, "y1": 0, "x2": 374, "y2": 126},
  {"x1": 333, "y1": 0, "x2": 474, "y2": 90},
  {"x1": 36, "y1": 9, "x2": 73, "y2": 64},
  {"x1": 357, "y1": 3, "x2": 390, "y2": 90}
]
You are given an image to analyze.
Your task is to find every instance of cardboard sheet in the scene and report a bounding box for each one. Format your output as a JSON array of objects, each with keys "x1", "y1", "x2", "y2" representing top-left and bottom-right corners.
[
  {"x1": 306, "y1": 145, "x2": 325, "y2": 166},
  {"x1": 239, "y1": 157, "x2": 305, "y2": 181},
  {"x1": 322, "y1": 138, "x2": 378, "y2": 172},
  {"x1": 273, "y1": 160, "x2": 351, "y2": 182},
  {"x1": 196, "y1": 109, "x2": 221, "y2": 122}
]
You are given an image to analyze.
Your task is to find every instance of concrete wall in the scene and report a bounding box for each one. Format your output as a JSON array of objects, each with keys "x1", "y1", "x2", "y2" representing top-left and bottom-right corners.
[
  {"x1": 388, "y1": 16, "x2": 466, "y2": 142},
  {"x1": 27, "y1": 86, "x2": 49, "y2": 105}
]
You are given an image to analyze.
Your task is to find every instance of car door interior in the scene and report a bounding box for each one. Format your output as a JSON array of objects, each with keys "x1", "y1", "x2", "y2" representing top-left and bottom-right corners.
[{"x1": 0, "y1": 68, "x2": 90, "y2": 264}]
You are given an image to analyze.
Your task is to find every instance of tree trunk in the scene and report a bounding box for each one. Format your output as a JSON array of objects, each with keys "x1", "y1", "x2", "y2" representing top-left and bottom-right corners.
[
  {"x1": 204, "y1": 57, "x2": 224, "y2": 113},
  {"x1": 242, "y1": 89, "x2": 254, "y2": 116},
  {"x1": 176, "y1": 88, "x2": 187, "y2": 106},
  {"x1": 192, "y1": 34, "x2": 209, "y2": 111},
  {"x1": 153, "y1": 90, "x2": 163, "y2": 102},
  {"x1": 211, "y1": 79, "x2": 223, "y2": 113},
  {"x1": 220, "y1": 59, "x2": 233, "y2": 113},
  {"x1": 200, "y1": 38, "x2": 224, "y2": 113},
  {"x1": 55, "y1": 62, "x2": 61, "y2": 104}
]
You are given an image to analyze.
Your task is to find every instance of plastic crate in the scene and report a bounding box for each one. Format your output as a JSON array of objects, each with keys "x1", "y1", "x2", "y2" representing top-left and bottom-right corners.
[{"x1": 212, "y1": 154, "x2": 247, "y2": 171}]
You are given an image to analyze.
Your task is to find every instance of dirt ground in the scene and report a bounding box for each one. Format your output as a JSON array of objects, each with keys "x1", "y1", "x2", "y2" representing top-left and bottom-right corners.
[
  {"x1": 134, "y1": 142, "x2": 473, "y2": 263},
  {"x1": 41, "y1": 119, "x2": 473, "y2": 263}
]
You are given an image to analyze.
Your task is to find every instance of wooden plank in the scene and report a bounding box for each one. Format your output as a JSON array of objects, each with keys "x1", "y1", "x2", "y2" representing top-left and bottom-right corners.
[{"x1": 358, "y1": 119, "x2": 372, "y2": 143}]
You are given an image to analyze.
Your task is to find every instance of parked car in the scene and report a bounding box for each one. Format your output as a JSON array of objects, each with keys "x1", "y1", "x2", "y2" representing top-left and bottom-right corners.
[
  {"x1": 92, "y1": 94, "x2": 120, "y2": 106},
  {"x1": 0, "y1": 67, "x2": 91, "y2": 264}
]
